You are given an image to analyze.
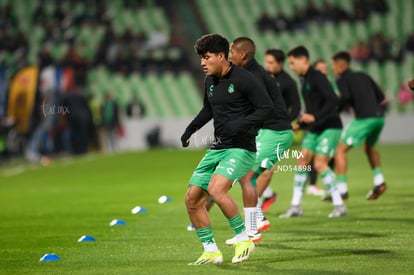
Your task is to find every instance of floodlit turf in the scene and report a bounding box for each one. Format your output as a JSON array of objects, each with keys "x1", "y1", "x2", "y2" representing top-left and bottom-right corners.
[{"x1": 0, "y1": 144, "x2": 413, "y2": 274}]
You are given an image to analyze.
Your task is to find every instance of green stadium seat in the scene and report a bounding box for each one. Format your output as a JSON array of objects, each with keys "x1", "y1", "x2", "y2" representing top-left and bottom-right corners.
[
  {"x1": 174, "y1": 72, "x2": 202, "y2": 115},
  {"x1": 147, "y1": 73, "x2": 177, "y2": 117},
  {"x1": 128, "y1": 73, "x2": 157, "y2": 117}
]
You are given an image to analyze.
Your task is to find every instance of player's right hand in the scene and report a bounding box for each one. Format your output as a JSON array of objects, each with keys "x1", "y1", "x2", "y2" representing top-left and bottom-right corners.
[{"x1": 181, "y1": 132, "x2": 191, "y2": 147}]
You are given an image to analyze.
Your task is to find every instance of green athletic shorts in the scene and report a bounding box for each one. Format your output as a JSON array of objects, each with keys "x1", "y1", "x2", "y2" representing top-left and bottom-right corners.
[
  {"x1": 189, "y1": 148, "x2": 256, "y2": 191},
  {"x1": 302, "y1": 129, "x2": 342, "y2": 157},
  {"x1": 252, "y1": 129, "x2": 294, "y2": 172},
  {"x1": 341, "y1": 117, "x2": 384, "y2": 147}
]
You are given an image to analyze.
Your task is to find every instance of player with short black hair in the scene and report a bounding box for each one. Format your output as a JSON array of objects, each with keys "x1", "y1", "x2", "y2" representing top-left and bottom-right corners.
[
  {"x1": 264, "y1": 49, "x2": 301, "y2": 124},
  {"x1": 182, "y1": 33, "x2": 275, "y2": 265},
  {"x1": 226, "y1": 37, "x2": 293, "y2": 243},
  {"x1": 280, "y1": 45, "x2": 347, "y2": 218},
  {"x1": 261, "y1": 48, "x2": 302, "y2": 209},
  {"x1": 331, "y1": 50, "x2": 388, "y2": 200}
]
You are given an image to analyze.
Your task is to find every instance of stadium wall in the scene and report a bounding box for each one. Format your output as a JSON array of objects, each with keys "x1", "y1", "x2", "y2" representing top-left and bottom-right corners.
[{"x1": 118, "y1": 114, "x2": 414, "y2": 151}]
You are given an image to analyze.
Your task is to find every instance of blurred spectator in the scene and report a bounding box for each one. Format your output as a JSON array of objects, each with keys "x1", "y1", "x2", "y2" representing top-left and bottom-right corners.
[
  {"x1": 96, "y1": 1, "x2": 111, "y2": 25},
  {"x1": 0, "y1": 117, "x2": 15, "y2": 163},
  {"x1": 371, "y1": 0, "x2": 389, "y2": 14},
  {"x1": 305, "y1": 0, "x2": 319, "y2": 21},
  {"x1": 256, "y1": 0, "x2": 373, "y2": 33},
  {"x1": 43, "y1": 22, "x2": 61, "y2": 45},
  {"x1": 291, "y1": 6, "x2": 307, "y2": 32},
  {"x1": 405, "y1": 32, "x2": 414, "y2": 53},
  {"x1": 353, "y1": 0, "x2": 369, "y2": 21},
  {"x1": 0, "y1": 5, "x2": 17, "y2": 29},
  {"x1": 350, "y1": 33, "x2": 404, "y2": 63},
  {"x1": 126, "y1": 95, "x2": 146, "y2": 118},
  {"x1": 62, "y1": 44, "x2": 83, "y2": 67},
  {"x1": 319, "y1": 0, "x2": 350, "y2": 23},
  {"x1": 100, "y1": 92, "x2": 120, "y2": 153},
  {"x1": 33, "y1": 3, "x2": 47, "y2": 25},
  {"x1": 25, "y1": 90, "x2": 53, "y2": 165},
  {"x1": 61, "y1": 88, "x2": 93, "y2": 155},
  {"x1": 0, "y1": 26, "x2": 15, "y2": 52},
  {"x1": 275, "y1": 12, "x2": 290, "y2": 32},
  {"x1": 106, "y1": 37, "x2": 123, "y2": 70},
  {"x1": 350, "y1": 41, "x2": 371, "y2": 62},
  {"x1": 131, "y1": 31, "x2": 147, "y2": 51},
  {"x1": 54, "y1": 4, "x2": 65, "y2": 23},
  {"x1": 256, "y1": 12, "x2": 276, "y2": 32},
  {"x1": 145, "y1": 27, "x2": 170, "y2": 50},
  {"x1": 388, "y1": 38, "x2": 404, "y2": 63},
  {"x1": 369, "y1": 32, "x2": 391, "y2": 63}
]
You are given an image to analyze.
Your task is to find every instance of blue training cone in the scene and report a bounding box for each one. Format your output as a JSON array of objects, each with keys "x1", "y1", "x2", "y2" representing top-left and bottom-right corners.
[
  {"x1": 78, "y1": 235, "x2": 96, "y2": 242},
  {"x1": 131, "y1": 206, "x2": 147, "y2": 214},
  {"x1": 39, "y1": 254, "x2": 61, "y2": 262},
  {"x1": 158, "y1": 195, "x2": 172, "y2": 204},
  {"x1": 109, "y1": 219, "x2": 126, "y2": 226}
]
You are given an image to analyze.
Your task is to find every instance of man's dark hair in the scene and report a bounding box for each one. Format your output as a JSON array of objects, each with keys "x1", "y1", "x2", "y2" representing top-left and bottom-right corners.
[
  {"x1": 232, "y1": 36, "x2": 256, "y2": 59},
  {"x1": 287, "y1": 46, "x2": 309, "y2": 58},
  {"x1": 332, "y1": 51, "x2": 351, "y2": 63},
  {"x1": 265, "y1": 49, "x2": 285, "y2": 63},
  {"x1": 194, "y1": 33, "x2": 229, "y2": 59}
]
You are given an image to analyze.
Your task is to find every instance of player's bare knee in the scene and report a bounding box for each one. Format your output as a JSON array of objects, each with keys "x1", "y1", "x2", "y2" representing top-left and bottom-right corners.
[
  {"x1": 184, "y1": 193, "x2": 197, "y2": 210},
  {"x1": 313, "y1": 158, "x2": 328, "y2": 173},
  {"x1": 207, "y1": 185, "x2": 222, "y2": 203},
  {"x1": 184, "y1": 188, "x2": 205, "y2": 211}
]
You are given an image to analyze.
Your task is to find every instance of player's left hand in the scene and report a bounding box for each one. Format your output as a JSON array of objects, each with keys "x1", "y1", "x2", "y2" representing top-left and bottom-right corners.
[{"x1": 299, "y1": 113, "x2": 315, "y2": 124}]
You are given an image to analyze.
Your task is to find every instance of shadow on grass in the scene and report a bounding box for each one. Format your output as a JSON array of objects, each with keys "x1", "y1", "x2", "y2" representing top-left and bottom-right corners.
[
  {"x1": 249, "y1": 247, "x2": 393, "y2": 264},
  {"x1": 215, "y1": 265, "x2": 344, "y2": 275},
  {"x1": 256, "y1": 230, "x2": 395, "y2": 261},
  {"x1": 271, "y1": 230, "x2": 387, "y2": 243},
  {"x1": 352, "y1": 217, "x2": 414, "y2": 224}
]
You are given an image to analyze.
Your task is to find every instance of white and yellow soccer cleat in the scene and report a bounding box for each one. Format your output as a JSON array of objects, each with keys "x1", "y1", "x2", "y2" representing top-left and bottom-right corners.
[{"x1": 188, "y1": 251, "x2": 223, "y2": 265}]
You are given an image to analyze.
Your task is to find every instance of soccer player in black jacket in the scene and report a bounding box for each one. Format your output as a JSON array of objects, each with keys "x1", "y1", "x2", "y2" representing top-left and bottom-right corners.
[
  {"x1": 280, "y1": 46, "x2": 347, "y2": 218},
  {"x1": 264, "y1": 49, "x2": 301, "y2": 121},
  {"x1": 260, "y1": 48, "x2": 302, "y2": 208},
  {"x1": 181, "y1": 34, "x2": 275, "y2": 265},
  {"x1": 228, "y1": 37, "x2": 293, "y2": 243},
  {"x1": 332, "y1": 51, "x2": 387, "y2": 200}
]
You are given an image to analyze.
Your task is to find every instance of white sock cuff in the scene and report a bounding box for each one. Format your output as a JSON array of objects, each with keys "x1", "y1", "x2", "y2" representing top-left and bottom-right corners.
[{"x1": 262, "y1": 187, "x2": 274, "y2": 198}]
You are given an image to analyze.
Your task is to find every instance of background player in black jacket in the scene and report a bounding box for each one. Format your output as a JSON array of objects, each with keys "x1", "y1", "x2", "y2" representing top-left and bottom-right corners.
[
  {"x1": 228, "y1": 37, "x2": 293, "y2": 243},
  {"x1": 332, "y1": 51, "x2": 388, "y2": 200},
  {"x1": 259, "y1": 49, "x2": 301, "y2": 210},
  {"x1": 280, "y1": 46, "x2": 347, "y2": 218},
  {"x1": 308, "y1": 59, "x2": 336, "y2": 197},
  {"x1": 264, "y1": 49, "x2": 301, "y2": 121},
  {"x1": 181, "y1": 34, "x2": 275, "y2": 265}
]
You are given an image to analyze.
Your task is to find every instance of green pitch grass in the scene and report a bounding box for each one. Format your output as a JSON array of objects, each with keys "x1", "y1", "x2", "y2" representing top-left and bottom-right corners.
[{"x1": 0, "y1": 144, "x2": 413, "y2": 274}]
